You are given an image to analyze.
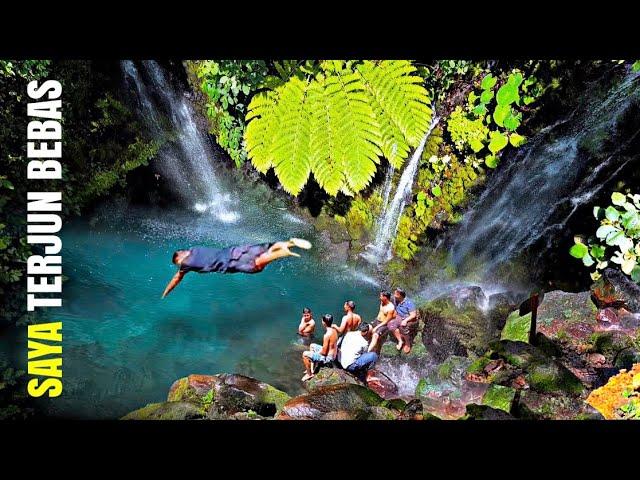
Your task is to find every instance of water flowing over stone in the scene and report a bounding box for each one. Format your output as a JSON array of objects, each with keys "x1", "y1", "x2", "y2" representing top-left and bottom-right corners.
[
  {"x1": 450, "y1": 70, "x2": 640, "y2": 277},
  {"x1": 363, "y1": 116, "x2": 440, "y2": 263},
  {"x1": 121, "y1": 60, "x2": 239, "y2": 223}
]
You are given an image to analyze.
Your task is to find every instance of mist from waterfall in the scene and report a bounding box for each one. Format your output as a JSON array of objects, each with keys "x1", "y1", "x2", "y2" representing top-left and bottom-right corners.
[{"x1": 121, "y1": 60, "x2": 239, "y2": 223}]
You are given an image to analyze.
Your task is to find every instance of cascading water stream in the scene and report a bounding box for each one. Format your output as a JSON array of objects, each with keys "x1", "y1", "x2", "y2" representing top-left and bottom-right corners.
[
  {"x1": 363, "y1": 116, "x2": 440, "y2": 263},
  {"x1": 121, "y1": 60, "x2": 239, "y2": 223},
  {"x1": 450, "y1": 68, "x2": 640, "y2": 278}
]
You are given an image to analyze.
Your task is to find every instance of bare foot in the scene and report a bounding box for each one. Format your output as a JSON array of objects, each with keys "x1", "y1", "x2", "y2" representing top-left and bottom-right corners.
[
  {"x1": 402, "y1": 344, "x2": 411, "y2": 354},
  {"x1": 301, "y1": 373, "x2": 314, "y2": 382},
  {"x1": 396, "y1": 340, "x2": 404, "y2": 351}
]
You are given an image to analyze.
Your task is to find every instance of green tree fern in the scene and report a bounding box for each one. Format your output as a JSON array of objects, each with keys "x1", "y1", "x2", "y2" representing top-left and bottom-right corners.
[{"x1": 245, "y1": 60, "x2": 432, "y2": 196}]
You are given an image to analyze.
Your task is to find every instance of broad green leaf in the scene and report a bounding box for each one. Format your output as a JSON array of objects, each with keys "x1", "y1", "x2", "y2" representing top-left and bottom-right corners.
[
  {"x1": 469, "y1": 138, "x2": 484, "y2": 153},
  {"x1": 590, "y1": 244, "x2": 606, "y2": 260},
  {"x1": 481, "y1": 74, "x2": 497, "y2": 90},
  {"x1": 485, "y1": 154, "x2": 499, "y2": 168},
  {"x1": 622, "y1": 258, "x2": 636, "y2": 275},
  {"x1": 417, "y1": 191, "x2": 426, "y2": 201},
  {"x1": 488, "y1": 131, "x2": 508, "y2": 154},
  {"x1": 432, "y1": 185, "x2": 442, "y2": 197},
  {"x1": 618, "y1": 236, "x2": 634, "y2": 253},
  {"x1": 622, "y1": 211, "x2": 640, "y2": 230},
  {"x1": 473, "y1": 104, "x2": 487, "y2": 116},
  {"x1": 508, "y1": 72, "x2": 524, "y2": 87},
  {"x1": 582, "y1": 253, "x2": 595, "y2": 267},
  {"x1": 606, "y1": 230, "x2": 625, "y2": 246},
  {"x1": 570, "y1": 242, "x2": 588, "y2": 259},
  {"x1": 496, "y1": 83, "x2": 519, "y2": 106},
  {"x1": 493, "y1": 104, "x2": 510, "y2": 127},
  {"x1": 611, "y1": 192, "x2": 626, "y2": 206},
  {"x1": 596, "y1": 225, "x2": 618, "y2": 239},
  {"x1": 480, "y1": 89, "x2": 494, "y2": 104},
  {"x1": 509, "y1": 133, "x2": 526, "y2": 147},
  {"x1": 633, "y1": 61, "x2": 640, "y2": 73},
  {"x1": 605, "y1": 206, "x2": 620, "y2": 221},
  {"x1": 503, "y1": 112, "x2": 521, "y2": 131}
]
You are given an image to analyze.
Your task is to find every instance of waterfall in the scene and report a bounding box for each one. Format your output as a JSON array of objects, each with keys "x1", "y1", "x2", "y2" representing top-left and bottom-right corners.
[
  {"x1": 450, "y1": 68, "x2": 640, "y2": 276},
  {"x1": 380, "y1": 164, "x2": 395, "y2": 212},
  {"x1": 363, "y1": 116, "x2": 440, "y2": 263},
  {"x1": 121, "y1": 60, "x2": 239, "y2": 223}
]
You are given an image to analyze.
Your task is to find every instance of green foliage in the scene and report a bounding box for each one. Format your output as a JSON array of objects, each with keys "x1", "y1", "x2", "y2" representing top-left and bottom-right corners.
[
  {"x1": 571, "y1": 191, "x2": 640, "y2": 283},
  {"x1": 194, "y1": 60, "x2": 270, "y2": 167},
  {"x1": 448, "y1": 69, "x2": 542, "y2": 169},
  {"x1": 418, "y1": 60, "x2": 481, "y2": 105},
  {"x1": 633, "y1": 61, "x2": 640, "y2": 73},
  {"x1": 245, "y1": 60, "x2": 432, "y2": 196}
]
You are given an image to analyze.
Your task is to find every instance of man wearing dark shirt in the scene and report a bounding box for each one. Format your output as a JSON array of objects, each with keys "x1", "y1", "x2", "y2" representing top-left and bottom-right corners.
[
  {"x1": 162, "y1": 238, "x2": 311, "y2": 298},
  {"x1": 393, "y1": 287, "x2": 419, "y2": 354}
]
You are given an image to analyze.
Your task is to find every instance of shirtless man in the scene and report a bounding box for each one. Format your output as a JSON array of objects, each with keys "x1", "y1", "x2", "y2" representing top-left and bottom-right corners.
[
  {"x1": 332, "y1": 300, "x2": 362, "y2": 335},
  {"x1": 162, "y1": 238, "x2": 311, "y2": 298},
  {"x1": 298, "y1": 307, "x2": 315, "y2": 337},
  {"x1": 301, "y1": 314, "x2": 338, "y2": 382},
  {"x1": 368, "y1": 291, "x2": 396, "y2": 353}
]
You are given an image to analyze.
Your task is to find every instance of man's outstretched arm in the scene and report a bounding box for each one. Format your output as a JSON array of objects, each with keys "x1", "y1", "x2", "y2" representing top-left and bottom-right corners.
[{"x1": 162, "y1": 270, "x2": 186, "y2": 298}]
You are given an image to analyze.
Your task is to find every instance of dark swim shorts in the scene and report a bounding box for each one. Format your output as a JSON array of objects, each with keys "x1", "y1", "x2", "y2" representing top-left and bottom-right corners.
[{"x1": 180, "y1": 243, "x2": 274, "y2": 274}]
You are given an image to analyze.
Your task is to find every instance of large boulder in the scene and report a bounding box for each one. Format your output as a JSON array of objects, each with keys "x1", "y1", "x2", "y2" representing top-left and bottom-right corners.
[
  {"x1": 304, "y1": 368, "x2": 360, "y2": 392},
  {"x1": 276, "y1": 384, "x2": 384, "y2": 420},
  {"x1": 365, "y1": 369, "x2": 399, "y2": 399},
  {"x1": 121, "y1": 401, "x2": 205, "y2": 420},
  {"x1": 167, "y1": 373, "x2": 290, "y2": 418},
  {"x1": 591, "y1": 268, "x2": 640, "y2": 312},
  {"x1": 420, "y1": 294, "x2": 487, "y2": 360},
  {"x1": 490, "y1": 340, "x2": 585, "y2": 396}
]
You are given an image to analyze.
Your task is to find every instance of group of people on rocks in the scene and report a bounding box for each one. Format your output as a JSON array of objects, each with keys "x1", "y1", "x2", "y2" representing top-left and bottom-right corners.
[{"x1": 297, "y1": 287, "x2": 418, "y2": 382}]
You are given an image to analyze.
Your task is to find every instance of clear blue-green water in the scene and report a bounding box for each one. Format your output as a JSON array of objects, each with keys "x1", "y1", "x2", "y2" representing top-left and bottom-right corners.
[{"x1": 6, "y1": 201, "x2": 380, "y2": 419}]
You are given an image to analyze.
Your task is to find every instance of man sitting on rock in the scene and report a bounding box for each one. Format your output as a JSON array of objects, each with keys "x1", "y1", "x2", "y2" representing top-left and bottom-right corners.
[
  {"x1": 302, "y1": 314, "x2": 338, "y2": 382},
  {"x1": 333, "y1": 300, "x2": 362, "y2": 335},
  {"x1": 338, "y1": 322, "x2": 379, "y2": 381},
  {"x1": 368, "y1": 291, "x2": 396, "y2": 353},
  {"x1": 393, "y1": 287, "x2": 419, "y2": 354}
]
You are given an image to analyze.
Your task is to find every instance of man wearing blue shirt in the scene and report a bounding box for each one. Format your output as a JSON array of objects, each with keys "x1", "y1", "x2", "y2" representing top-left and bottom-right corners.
[{"x1": 393, "y1": 287, "x2": 419, "y2": 354}]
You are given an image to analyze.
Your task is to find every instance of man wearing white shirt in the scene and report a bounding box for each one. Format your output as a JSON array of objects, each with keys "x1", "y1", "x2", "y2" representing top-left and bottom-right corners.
[{"x1": 338, "y1": 323, "x2": 378, "y2": 379}]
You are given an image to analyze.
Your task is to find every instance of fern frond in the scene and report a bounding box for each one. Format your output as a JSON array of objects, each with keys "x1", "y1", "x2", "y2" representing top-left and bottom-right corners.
[
  {"x1": 269, "y1": 76, "x2": 313, "y2": 196},
  {"x1": 245, "y1": 91, "x2": 278, "y2": 173},
  {"x1": 358, "y1": 60, "x2": 432, "y2": 155},
  {"x1": 244, "y1": 59, "x2": 430, "y2": 197}
]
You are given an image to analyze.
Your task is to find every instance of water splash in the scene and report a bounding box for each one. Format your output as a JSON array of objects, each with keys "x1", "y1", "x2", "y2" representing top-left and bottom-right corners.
[
  {"x1": 450, "y1": 69, "x2": 640, "y2": 276},
  {"x1": 122, "y1": 60, "x2": 239, "y2": 223},
  {"x1": 363, "y1": 116, "x2": 441, "y2": 263}
]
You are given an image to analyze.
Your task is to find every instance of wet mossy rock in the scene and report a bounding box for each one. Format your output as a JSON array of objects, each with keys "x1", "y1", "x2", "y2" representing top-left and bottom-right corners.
[
  {"x1": 481, "y1": 384, "x2": 516, "y2": 413},
  {"x1": 516, "y1": 390, "x2": 604, "y2": 420},
  {"x1": 491, "y1": 340, "x2": 585, "y2": 395},
  {"x1": 464, "y1": 404, "x2": 516, "y2": 420},
  {"x1": 168, "y1": 374, "x2": 219, "y2": 403},
  {"x1": 167, "y1": 373, "x2": 290, "y2": 417},
  {"x1": 591, "y1": 268, "x2": 640, "y2": 312},
  {"x1": 277, "y1": 383, "x2": 384, "y2": 420},
  {"x1": 121, "y1": 401, "x2": 205, "y2": 420},
  {"x1": 419, "y1": 293, "x2": 491, "y2": 358},
  {"x1": 304, "y1": 368, "x2": 360, "y2": 392},
  {"x1": 501, "y1": 311, "x2": 532, "y2": 343}
]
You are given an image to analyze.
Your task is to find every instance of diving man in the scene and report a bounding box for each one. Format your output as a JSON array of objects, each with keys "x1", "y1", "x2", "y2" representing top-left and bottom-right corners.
[{"x1": 162, "y1": 238, "x2": 312, "y2": 298}]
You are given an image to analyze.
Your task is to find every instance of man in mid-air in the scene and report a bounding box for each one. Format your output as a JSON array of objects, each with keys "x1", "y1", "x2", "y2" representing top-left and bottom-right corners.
[{"x1": 162, "y1": 238, "x2": 312, "y2": 298}]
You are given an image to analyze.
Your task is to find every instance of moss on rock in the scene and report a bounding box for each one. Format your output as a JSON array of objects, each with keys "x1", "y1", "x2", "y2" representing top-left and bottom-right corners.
[
  {"x1": 481, "y1": 384, "x2": 515, "y2": 413},
  {"x1": 121, "y1": 401, "x2": 205, "y2": 420},
  {"x1": 501, "y1": 311, "x2": 531, "y2": 343}
]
